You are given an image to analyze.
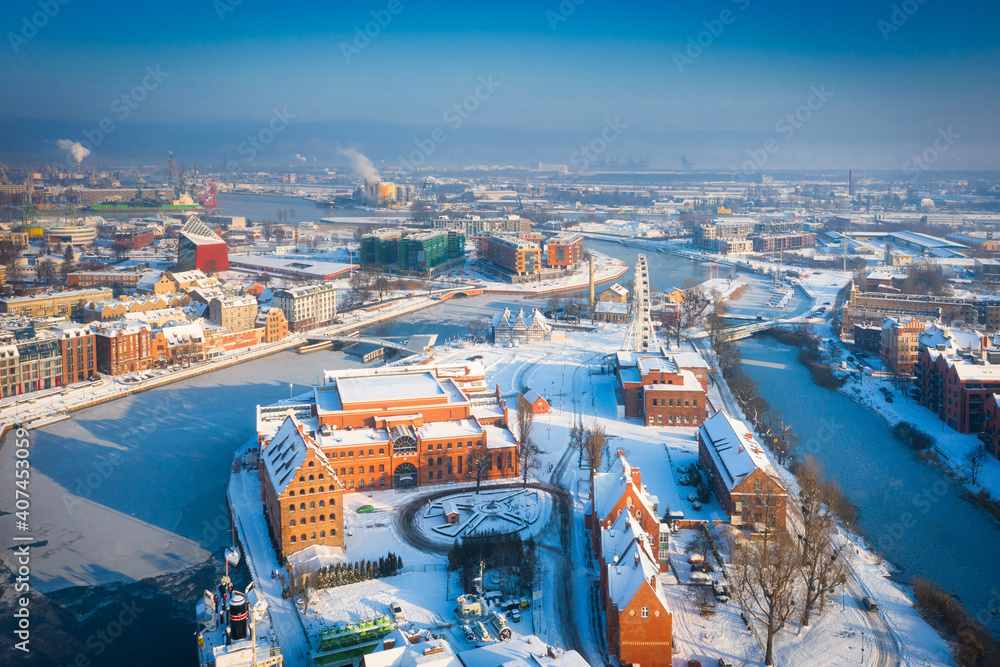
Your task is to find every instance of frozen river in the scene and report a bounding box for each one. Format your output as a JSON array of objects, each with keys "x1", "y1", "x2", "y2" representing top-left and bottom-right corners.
[{"x1": 740, "y1": 336, "x2": 1000, "y2": 636}]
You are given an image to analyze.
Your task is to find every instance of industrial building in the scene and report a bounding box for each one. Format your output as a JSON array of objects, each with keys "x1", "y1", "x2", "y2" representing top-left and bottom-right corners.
[
  {"x1": 254, "y1": 362, "x2": 519, "y2": 495},
  {"x1": 227, "y1": 255, "x2": 356, "y2": 281},
  {"x1": 615, "y1": 351, "x2": 709, "y2": 426}
]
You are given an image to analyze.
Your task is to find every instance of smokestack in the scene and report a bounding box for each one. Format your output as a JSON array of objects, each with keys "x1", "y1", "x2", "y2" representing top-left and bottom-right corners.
[
  {"x1": 589, "y1": 257, "x2": 595, "y2": 308},
  {"x1": 849, "y1": 169, "x2": 853, "y2": 197}
]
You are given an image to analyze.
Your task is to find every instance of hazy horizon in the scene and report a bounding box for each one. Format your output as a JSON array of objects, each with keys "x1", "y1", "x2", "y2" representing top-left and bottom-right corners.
[{"x1": 2, "y1": 0, "x2": 998, "y2": 173}]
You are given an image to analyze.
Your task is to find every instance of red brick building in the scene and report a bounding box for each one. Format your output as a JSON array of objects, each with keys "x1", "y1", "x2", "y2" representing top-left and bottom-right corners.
[
  {"x1": 616, "y1": 352, "x2": 709, "y2": 427},
  {"x1": 520, "y1": 389, "x2": 548, "y2": 414},
  {"x1": 55, "y1": 323, "x2": 96, "y2": 385},
  {"x1": 603, "y1": 538, "x2": 673, "y2": 667},
  {"x1": 982, "y1": 394, "x2": 1000, "y2": 460},
  {"x1": 93, "y1": 321, "x2": 152, "y2": 375},
  {"x1": 255, "y1": 362, "x2": 519, "y2": 493},
  {"x1": 915, "y1": 347, "x2": 1000, "y2": 433},
  {"x1": 260, "y1": 416, "x2": 346, "y2": 560},
  {"x1": 66, "y1": 271, "x2": 144, "y2": 291},
  {"x1": 589, "y1": 454, "x2": 665, "y2": 568},
  {"x1": 697, "y1": 411, "x2": 787, "y2": 531},
  {"x1": 113, "y1": 227, "x2": 156, "y2": 250},
  {"x1": 483, "y1": 235, "x2": 541, "y2": 280}
]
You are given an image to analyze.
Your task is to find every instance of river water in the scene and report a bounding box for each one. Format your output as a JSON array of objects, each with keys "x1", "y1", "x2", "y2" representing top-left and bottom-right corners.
[{"x1": 3, "y1": 229, "x2": 998, "y2": 666}]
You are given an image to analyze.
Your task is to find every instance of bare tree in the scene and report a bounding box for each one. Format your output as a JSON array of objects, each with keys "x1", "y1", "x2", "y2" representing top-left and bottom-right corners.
[
  {"x1": 348, "y1": 270, "x2": 373, "y2": 306},
  {"x1": 966, "y1": 446, "x2": 987, "y2": 485},
  {"x1": 797, "y1": 457, "x2": 848, "y2": 630},
  {"x1": 467, "y1": 444, "x2": 492, "y2": 493},
  {"x1": 35, "y1": 259, "x2": 56, "y2": 285},
  {"x1": 584, "y1": 422, "x2": 607, "y2": 475},
  {"x1": 465, "y1": 317, "x2": 490, "y2": 342},
  {"x1": 667, "y1": 279, "x2": 709, "y2": 346},
  {"x1": 569, "y1": 415, "x2": 586, "y2": 468},
  {"x1": 728, "y1": 522, "x2": 801, "y2": 666},
  {"x1": 516, "y1": 396, "x2": 540, "y2": 484}
]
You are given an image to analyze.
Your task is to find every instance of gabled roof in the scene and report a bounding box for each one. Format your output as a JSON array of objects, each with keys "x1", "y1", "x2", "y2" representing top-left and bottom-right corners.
[
  {"x1": 698, "y1": 411, "x2": 777, "y2": 493},
  {"x1": 606, "y1": 536, "x2": 670, "y2": 612},
  {"x1": 592, "y1": 455, "x2": 658, "y2": 524},
  {"x1": 262, "y1": 416, "x2": 339, "y2": 497},
  {"x1": 600, "y1": 509, "x2": 646, "y2": 566}
]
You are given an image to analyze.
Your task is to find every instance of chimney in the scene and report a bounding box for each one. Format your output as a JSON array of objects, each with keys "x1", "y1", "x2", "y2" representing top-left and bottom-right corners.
[
  {"x1": 650, "y1": 575, "x2": 657, "y2": 590},
  {"x1": 634, "y1": 552, "x2": 640, "y2": 566},
  {"x1": 589, "y1": 258, "x2": 595, "y2": 308}
]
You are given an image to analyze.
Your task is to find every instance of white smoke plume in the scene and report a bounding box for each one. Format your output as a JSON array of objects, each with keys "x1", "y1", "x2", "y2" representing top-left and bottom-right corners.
[
  {"x1": 338, "y1": 147, "x2": 379, "y2": 184},
  {"x1": 294, "y1": 153, "x2": 307, "y2": 162},
  {"x1": 57, "y1": 139, "x2": 90, "y2": 165}
]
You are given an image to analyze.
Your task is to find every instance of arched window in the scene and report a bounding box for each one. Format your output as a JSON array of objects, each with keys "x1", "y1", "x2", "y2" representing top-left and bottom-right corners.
[
  {"x1": 319, "y1": 514, "x2": 325, "y2": 521},
  {"x1": 301, "y1": 533, "x2": 307, "y2": 541},
  {"x1": 320, "y1": 530, "x2": 326, "y2": 538},
  {"x1": 290, "y1": 535, "x2": 296, "y2": 543},
  {"x1": 308, "y1": 461, "x2": 315, "y2": 468},
  {"x1": 369, "y1": 449, "x2": 374, "y2": 456},
  {"x1": 289, "y1": 519, "x2": 295, "y2": 526},
  {"x1": 309, "y1": 488, "x2": 315, "y2": 494},
  {"x1": 318, "y1": 473, "x2": 325, "y2": 480},
  {"x1": 298, "y1": 476, "x2": 305, "y2": 482},
  {"x1": 379, "y1": 464, "x2": 385, "y2": 472},
  {"x1": 369, "y1": 465, "x2": 375, "y2": 474},
  {"x1": 437, "y1": 457, "x2": 442, "y2": 466},
  {"x1": 310, "y1": 532, "x2": 316, "y2": 540},
  {"x1": 319, "y1": 500, "x2": 325, "y2": 507},
  {"x1": 359, "y1": 479, "x2": 365, "y2": 489},
  {"x1": 288, "y1": 504, "x2": 296, "y2": 512},
  {"x1": 332, "y1": 528, "x2": 337, "y2": 536},
  {"x1": 299, "y1": 503, "x2": 306, "y2": 510},
  {"x1": 379, "y1": 448, "x2": 385, "y2": 455},
  {"x1": 308, "y1": 474, "x2": 314, "y2": 481},
  {"x1": 340, "y1": 468, "x2": 346, "y2": 476},
  {"x1": 428, "y1": 458, "x2": 434, "y2": 466},
  {"x1": 309, "y1": 501, "x2": 315, "y2": 509},
  {"x1": 310, "y1": 516, "x2": 316, "y2": 523},
  {"x1": 319, "y1": 486, "x2": 324, "y2": 493},
  {"x1": 331, "y1": 513, "x2": 336, "y2": 521}
]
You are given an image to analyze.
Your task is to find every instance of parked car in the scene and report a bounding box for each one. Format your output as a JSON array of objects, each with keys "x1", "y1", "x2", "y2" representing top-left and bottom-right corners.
[
  {"x1": 391, "y1": 603, "x2": 405, "y2": 620},
  {"x1": 688, "y1": 661, "x2": 703, "y2": 667},
  {"x1": 862, "y1": 596, "x2": 879, "y2": 612},
  {"x1": 719, "y1": 659, "x2": 734, "y2": 667},
  {"x1": 356, "y1": 505, "x2": 375, "y2": 514},
  {"x1": 687, "y1": 553, "x2": 705, "y2": 564},
  {"x1": 712, "y1": 581, "x2": 730, "y2": 602},
  {"x1": 690, "y1": 572, "x2": 711, "y2": 583}
]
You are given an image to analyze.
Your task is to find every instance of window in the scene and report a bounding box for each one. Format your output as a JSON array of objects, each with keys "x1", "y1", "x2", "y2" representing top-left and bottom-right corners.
[
  {"x1": 641, "y1": 607, "x2": 649, "y2": 618},
  {"x1": 310, "y1": 516, "x2": 316, "y2": 523},
  {"x1": 754, "y1": 480, "x2": 763, "y2": 492},
  {"x1": 368, "y1": 449, "x2": 374, "y2": 456},
  {"x1": 309, "y1": 488, "x2": 314, "y2": 494},
  {"x1": 310, "y1": 532, "x2": 316, "y2": 540},
  {"x1": 298, "y1": 476, "x2": 305, "y2": 482},
  {"x1": 319, "y1": 486, "x2": 324, "y2": 493},
  {"x1": 309, "y1": 501, "x2": 315, "y2": 509},
  {"x1": 428, "y1": 457, "x2": 434, "y2": 466},
  {"x1": 379, "y1": 464, "x2": 385, "y2": 472},
  {"x1": 428, "y1": 471, "x2": 433, "y2": 481},
  {"x1": 290, "y1": 535, "x2": 296, "y2": 543},
  {"x1": 320, "y1": 530, "x2": 326, "y2": 538},
  {"x1": 651, "y1": 398, "x2": 657, "y2": 407},
  {"x1": 289, "y1": 519, "x2": 295, "y2": 527},
  {"x1": 301, "y1": 533, "x2": 307, "y2": 542},
  {"x1": 299, "y1": 503, "x2": 305, "y2": 510},
  {"x1": 288, "y1": 504, "x2": 295, "y2": 512}
]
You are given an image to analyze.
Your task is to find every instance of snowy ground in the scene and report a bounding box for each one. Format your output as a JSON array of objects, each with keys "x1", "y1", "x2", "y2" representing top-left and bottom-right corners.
[
  {"x1": 426, "y1": 328, "x2": 956, "y2": 667},
  {"x1": 414, "y1": 488, "x2": 551, "y2": 544}
]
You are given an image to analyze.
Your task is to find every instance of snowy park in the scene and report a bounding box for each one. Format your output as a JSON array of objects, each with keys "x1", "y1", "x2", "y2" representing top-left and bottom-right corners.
[{"x1": 415, "y1": 488, "x2": 551, "y2": 544}]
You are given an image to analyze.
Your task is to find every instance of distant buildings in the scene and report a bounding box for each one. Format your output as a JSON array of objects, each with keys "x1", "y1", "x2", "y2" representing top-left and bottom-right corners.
[
  {"x1": 697, "y1": 411, "x2": 788, "y2": 531},
  {"x1": 93, "y1": 321, "x2": 152, "y2": 375},
  {"x1": 0, "y1": 288, "x2": 114, "y2": 319},
  {"x1": 272, "y1": 282, "x2": 338, "y2": 332},
  {"x1": 67, "y1": 271, "x2": 145, "y2": 291},
  {"x1": 693, "y1": 218, "x2": 815, "y2": 256},
  {"x1": 598, "y1": 283, "x2": 628, "y2": 303},
  {"x1": 208, "y1": 295, "x2": 257, "y2": 332},
  {"x1": 177, "y1": 216, "x2": 229, "y2": 273},
  {"x1": 475, "y1": 232, "x2": 584, "y2": 283},
  {"x1": 359, "y1": 228, "x2": 465, "y2": 275}
]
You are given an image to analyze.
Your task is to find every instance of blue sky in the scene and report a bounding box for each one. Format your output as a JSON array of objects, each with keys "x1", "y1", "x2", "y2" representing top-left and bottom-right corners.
[{"x1": 2, "y1": 0, "x2": 998, "y2": 171}]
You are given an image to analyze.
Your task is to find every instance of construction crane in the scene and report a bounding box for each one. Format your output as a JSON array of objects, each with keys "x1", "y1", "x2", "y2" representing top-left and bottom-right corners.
[
  {"x1": 167, "y1": 153, "x2": 180, "y2": 195},
  {"x1": 0, "y1": 167, "x2": 11, "y2": 186}
]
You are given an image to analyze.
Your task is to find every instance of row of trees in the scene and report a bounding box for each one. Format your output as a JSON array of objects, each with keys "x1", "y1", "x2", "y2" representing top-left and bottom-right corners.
[
  {"x1": 728, "y1": 458, "x2": 849, "y2": 666},
  {"x1": 283, "y1": 552, "x2": 404, "y2": 598},
  {"x1": 568, "y1": 415, "x2": 608, "y2": 473}
]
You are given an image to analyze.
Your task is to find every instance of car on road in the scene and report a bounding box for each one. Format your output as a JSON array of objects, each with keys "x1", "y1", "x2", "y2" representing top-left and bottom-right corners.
[
  {"x1": 356, "y1": 505, "x2": 375, "y2": 514},
  {"x1": 688, "y1": 661, "x2": 703, "y2": 667},
  {"x1": 690, "y1": 572, "x2": 711, "y2": 583},
  {"x1": 862, "y1": 596, "x2": 879, "y2": 612},
  {"x1": 719, "y1": 659, "x2": 734, "y2": 667}
]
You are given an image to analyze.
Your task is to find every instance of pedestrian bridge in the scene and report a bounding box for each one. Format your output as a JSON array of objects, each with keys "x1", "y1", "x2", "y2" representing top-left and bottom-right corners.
[
  {"x1": 714, "y1": 318, "x2": 798, "y2": 341},
  {"x1": 304, "y1": 333, "x2": 438, "y2": 354}
]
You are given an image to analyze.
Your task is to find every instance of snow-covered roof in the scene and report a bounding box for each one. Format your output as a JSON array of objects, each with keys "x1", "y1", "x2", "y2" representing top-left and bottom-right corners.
[
  {"x1": 417, "y1": 417, "x2": 483, "y2": 441},
  {"x1": 363, "y1": 629, "x2": 460, "y2": 667},
  {"x1": 670, "y1": 351, "x2": 710, "y2": 370},
  {"x1": 523, "y1": 389, "x2": 543, "y2": 405},
  {"x1": 159, "y1": 322, "x2": 205, "y2": 347},
  {"x1": 605, "y1": 536, "x2": 670, "y2": 612},
  {"x1": 595, "y1": 301, "x2": 627, "y2": 314},
  {"x1": 457, "y1": 636, "x2": 590, "y2": 667},
  {"x1": 136, "y1": 270, "x2": 166, "y2": 289},
  {"x1": 338, "y1": 372, "x2": 445, "y2": 404},
  {"x1": 482, "y1": 424, "x2": 518, "y2": 450},
  {"x1": 698, "y1": 411, "x2": 775, "y2": 493},
  {"x1": 180, "y1": 217, "x2": 226, "y2": 246},
  {"x1": 643, "y1": 369, "x2": 701, "y2": 392},
  {"x1": 637, "y1": 356, "x2": 678, "y2": 375},
  {"x1": 600, "y1": 508, "x2": 646, "y2": 566},
  {"x1": 592, "y1": 455, "x2": 658, "y2": 524},
  {"x1": 261, "y1": 416, "x2": 337, "y2": 497},
  {"x1": 605, "y1": 283, "x2": 628, "y2": 297}
]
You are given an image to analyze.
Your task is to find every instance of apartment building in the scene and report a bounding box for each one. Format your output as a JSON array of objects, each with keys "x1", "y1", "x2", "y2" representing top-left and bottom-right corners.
[
  {"x1": 208, "y1": 295, "x2": 258, "y2": 332},
  {"x1": 93, "y1": 321, "x2": 152, "y2": 375},
  {"x1": 880, "y1": 317, "x2": 926, "y2": 374},
  {"x1": 272, "y1": 282, "x2": 337, "y2": 332},
  {"x1": 55, "y1": 323, "x2": 95, "y2": 385}
]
